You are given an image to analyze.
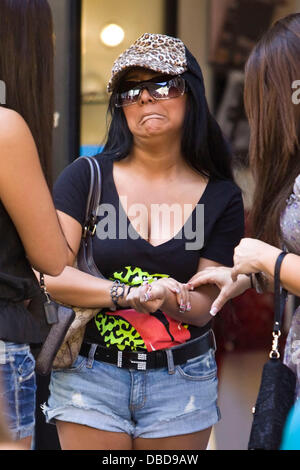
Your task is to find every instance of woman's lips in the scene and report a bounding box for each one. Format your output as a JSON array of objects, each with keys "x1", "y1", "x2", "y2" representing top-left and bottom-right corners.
[{"x1": 140, "y1": 113, "x2": 164, "y2": 124}]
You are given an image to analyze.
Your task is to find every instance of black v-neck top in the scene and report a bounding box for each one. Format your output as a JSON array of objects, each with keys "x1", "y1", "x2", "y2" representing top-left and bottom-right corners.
[{"x1": 53, "y1": 154, "x2": 244, "y2": 352}]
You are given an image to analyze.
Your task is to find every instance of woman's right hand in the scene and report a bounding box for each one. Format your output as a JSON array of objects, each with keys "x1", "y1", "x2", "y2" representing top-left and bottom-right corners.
[
  {"x1": 123, "y1": 282, "x2": 169, "y2": 314},
  {"x1": 187, "y1": 267, "x2": 251, "y2": 316},
  {"x1": 122, "y1": 278, "x2": 190, "y2": 314}
]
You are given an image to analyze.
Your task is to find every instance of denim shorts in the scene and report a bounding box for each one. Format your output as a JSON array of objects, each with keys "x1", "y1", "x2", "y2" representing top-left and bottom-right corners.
[
  {"x1": 0, "y1": 341, "x2": 36, "y2": 440},
  {"x1": 43, "y1": 334, "x2": 220, "y2": 439}
]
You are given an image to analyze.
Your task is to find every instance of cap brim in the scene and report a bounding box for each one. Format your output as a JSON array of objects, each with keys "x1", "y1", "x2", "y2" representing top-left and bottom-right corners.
[{"x1": 107, "y1": 58, "x2": 186, "y2": 92}]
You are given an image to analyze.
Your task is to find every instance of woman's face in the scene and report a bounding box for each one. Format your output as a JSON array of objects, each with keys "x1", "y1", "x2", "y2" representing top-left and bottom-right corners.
[{"x1": 120, "y1": 69, "x2": 187, "y2": 141}]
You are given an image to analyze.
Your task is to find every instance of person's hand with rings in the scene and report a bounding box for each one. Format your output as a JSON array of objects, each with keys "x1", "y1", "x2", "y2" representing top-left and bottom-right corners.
[{"x1": 124, "y1": 278, "x2": 191, "y2": 314}]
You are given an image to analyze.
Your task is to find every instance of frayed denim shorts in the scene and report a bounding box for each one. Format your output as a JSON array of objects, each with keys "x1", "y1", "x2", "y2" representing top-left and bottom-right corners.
[
  {"x1": 0, "y1": 341, "x2": 36, "y2": 440},
  {"x1": 43, "y1": 335, "x2": 220, "y2": 439}
]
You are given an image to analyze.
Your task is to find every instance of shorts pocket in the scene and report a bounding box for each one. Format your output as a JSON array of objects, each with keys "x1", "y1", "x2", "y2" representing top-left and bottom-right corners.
[
  {"x1": 176, "y1": 348, "x2": 217, "y2": 381},
  {"x1": 18, "y1": 352, "x2": 35, "y2": 383},
  {"x1": 55, "y1": 355, "x2": 86, "y2": 373}
]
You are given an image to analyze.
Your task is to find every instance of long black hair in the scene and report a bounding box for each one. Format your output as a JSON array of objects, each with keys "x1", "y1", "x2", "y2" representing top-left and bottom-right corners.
[
  {"x1": 0, "y1": 0, "x2": 54, "y2": 187},
  {"x1": 102, "y1": 47, "x2": 233, "y2": 181}
]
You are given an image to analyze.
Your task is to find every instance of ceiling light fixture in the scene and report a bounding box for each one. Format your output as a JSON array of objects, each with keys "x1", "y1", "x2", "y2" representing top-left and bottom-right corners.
[{"x1": 100, "y1": 24, "x2": 125, "y2": 47}]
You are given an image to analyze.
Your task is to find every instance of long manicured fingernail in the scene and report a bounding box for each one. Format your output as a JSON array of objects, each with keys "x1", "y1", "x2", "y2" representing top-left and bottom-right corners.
[
  {"x1": 210, "y1": 307, "x2": 218, "y2": 316},
  {"x1": 186, "y1": 302, "x2": 191, "y2": 311}
]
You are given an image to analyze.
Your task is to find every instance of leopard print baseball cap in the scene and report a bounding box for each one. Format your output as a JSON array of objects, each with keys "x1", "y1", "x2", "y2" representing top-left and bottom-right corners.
[{"x1": 107, "y1": 33, "x2": 188, "y2": 92}]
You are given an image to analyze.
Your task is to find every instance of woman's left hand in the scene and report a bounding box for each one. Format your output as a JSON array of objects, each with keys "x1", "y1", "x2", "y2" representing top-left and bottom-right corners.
[{"x1": 231, "y1": 237, "x2": 280, "y2": 281}]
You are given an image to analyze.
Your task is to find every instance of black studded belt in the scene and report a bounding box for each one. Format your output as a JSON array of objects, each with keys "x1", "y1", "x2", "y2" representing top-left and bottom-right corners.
[{"x1": 79, "y1": 329, "x2": 216, "y2": 371}]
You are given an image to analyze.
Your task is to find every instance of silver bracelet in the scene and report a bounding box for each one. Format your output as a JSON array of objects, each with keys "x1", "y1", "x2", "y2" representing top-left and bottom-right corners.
[{"x1": 110, "y1": 280, "x2": 126, "y2": 311}]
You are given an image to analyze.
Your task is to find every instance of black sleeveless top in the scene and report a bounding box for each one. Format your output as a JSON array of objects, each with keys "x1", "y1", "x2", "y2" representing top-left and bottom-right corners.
[
  {"x1": 53, "y1": 154, "x2": 245, "y2": 353},
  {"x1": 0, "y1": 200, "x2": 42, "y2": 343}
]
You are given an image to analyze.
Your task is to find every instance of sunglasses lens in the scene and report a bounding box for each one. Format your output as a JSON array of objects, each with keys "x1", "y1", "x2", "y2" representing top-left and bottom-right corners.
[
  {"x1": 151, "y1": 77, "x2": 185, "y2": 100},
  {"x1": 115, "y1": 76, "x2": 185, "y2": 107},
  {"x1": 151, "y1": 83, "x2": 170, "y2": 99},
  {"x1": 115, "y1": 88, "x2": 140, "y2": 107}
]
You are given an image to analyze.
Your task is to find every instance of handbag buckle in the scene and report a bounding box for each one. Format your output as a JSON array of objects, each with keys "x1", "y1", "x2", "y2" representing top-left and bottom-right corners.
[
  {"x1": 83, "y1": 224, "x2": 97, "y2": 238},
  {"x1": 269, "y1": 331, "x2": 281, "y2": 359}
]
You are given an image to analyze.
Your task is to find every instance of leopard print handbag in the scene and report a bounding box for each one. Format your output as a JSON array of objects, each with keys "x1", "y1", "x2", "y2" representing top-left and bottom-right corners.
[
  {"x1": 52, "y1": 305, "x2": 99, "y2": 370},
  {"x1": 52, "y1": 156, "x2": 106, "y2": 370}
]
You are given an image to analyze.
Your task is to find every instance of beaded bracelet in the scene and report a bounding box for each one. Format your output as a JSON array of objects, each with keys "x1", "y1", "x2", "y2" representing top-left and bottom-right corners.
[{"x1": 110, "y1": 280, "x2": 126, "y2": 311}]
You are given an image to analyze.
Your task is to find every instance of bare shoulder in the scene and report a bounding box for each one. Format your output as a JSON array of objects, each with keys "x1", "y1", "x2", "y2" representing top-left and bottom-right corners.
[
  {"x1": 0, "y1": 108, "x2": 37, "y2": 165},
  {"x1": 0, "y1": 107, "x2": 32, "y2": 144}
]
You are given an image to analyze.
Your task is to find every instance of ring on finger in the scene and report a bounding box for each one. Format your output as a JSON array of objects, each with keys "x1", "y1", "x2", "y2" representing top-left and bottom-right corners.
[{"x1": 144, "y1": 284, "x2": 152, "y2": 302}]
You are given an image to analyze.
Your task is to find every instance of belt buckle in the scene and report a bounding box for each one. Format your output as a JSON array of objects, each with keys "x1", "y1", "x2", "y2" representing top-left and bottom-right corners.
[
  {"x1": 117, "y1": 351, "x2": 147, "y2": 370},
  {"x1": 130, "y1": 353, "x2": 147, "y2": 370}
]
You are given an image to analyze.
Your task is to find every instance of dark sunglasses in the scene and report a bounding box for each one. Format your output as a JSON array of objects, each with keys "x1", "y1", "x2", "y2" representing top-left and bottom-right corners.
[{"x1": 114, "y1": 75, "x2": 186, "y2": 108}]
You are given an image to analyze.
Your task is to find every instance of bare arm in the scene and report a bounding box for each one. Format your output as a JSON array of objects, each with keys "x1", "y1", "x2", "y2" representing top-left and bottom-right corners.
[
  {"x1": 230, "y1": 238, "x2": 300, "y2": 295},
  {"x1": 254, "y1": 246, "x2": 300, "y2": 296},
  {"x1": 43, "y1": 265, "x2": 116, "y2": 308},
  {"x1": 125, "y1": 257, "x2": 223, "y2": 327},
  {"x1": 0, "y1": 109, "x2": 68, "y2": 275},
  {"x1": 157, "y1": 258, "x2": 222, "y2": 327},
  {"x1": 39, "y1": 210, "x2": 118, "y2": 308}
]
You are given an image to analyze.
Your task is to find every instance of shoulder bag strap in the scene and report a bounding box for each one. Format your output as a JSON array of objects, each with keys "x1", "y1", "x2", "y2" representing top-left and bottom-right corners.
[
  {"x1": 76, "y1": 156, "x2": 105, "y2": 278},
  {"x1": 80, "y1": 156, "x2": 101, "y2": 237},
  {"x1": 271, "y1": 251, "x2": 288, "y2": 358}
]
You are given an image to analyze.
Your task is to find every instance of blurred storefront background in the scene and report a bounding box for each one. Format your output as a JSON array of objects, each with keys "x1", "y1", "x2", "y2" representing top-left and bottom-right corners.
[{"x1": 35, "y1": 0, "x2": 300, "y2": 450}]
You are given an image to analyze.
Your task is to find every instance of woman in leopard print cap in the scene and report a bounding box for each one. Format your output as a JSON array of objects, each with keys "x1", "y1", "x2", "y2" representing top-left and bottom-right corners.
[{"x1": 41, "y1": 33, "x2": 244, "y2": 450}]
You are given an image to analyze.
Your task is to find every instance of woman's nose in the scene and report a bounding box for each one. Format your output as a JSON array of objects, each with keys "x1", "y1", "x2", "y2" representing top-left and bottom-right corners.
[{"x1": 139, "y1": 87, "x2": 154, "y2": 104}]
